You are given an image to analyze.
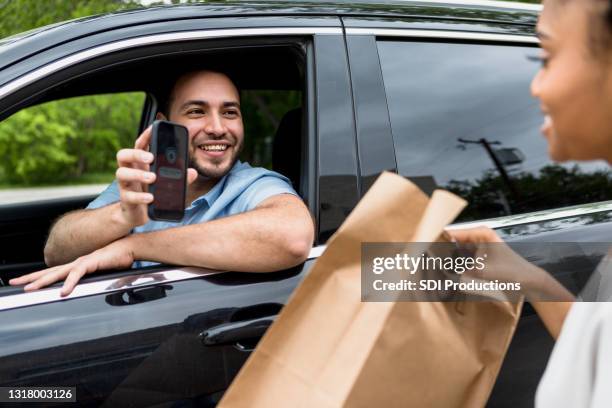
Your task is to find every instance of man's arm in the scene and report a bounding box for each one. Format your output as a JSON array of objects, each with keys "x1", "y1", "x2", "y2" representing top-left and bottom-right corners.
[
  {"x1": 44, "y1": 203, "x2": 132, "y2": 266},
  {"x1": 12, "y1": 193, "x2": 314, "y2": 295},
  {"x1": 44, "y1": 126, "x2": 182, "y2": 266},
  {"x1": 126, "y1": 194, "x2": 314, "y2": 271}
]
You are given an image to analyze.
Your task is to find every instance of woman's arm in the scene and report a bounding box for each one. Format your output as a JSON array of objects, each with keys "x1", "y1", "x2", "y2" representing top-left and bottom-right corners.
[
  {"x1": 531, "y1": 302, "x2": 574, "y2": 340},
  {"x1": 448, "y1": 226, "x2": 575, "y2": 339}
]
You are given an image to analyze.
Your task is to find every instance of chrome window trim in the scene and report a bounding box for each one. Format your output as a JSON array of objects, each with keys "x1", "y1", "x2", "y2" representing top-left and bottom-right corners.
[
  {"x1": 446, "y1": 201, "x2": 612, "y2": 230},
  {"x1": 0, "y1": 27, "x2": 342, "y2": 100},
  {"x1": 346, "y1": 28, "x2": 540, "y2": 44},
  {"x1": 0, "y1": 267, "x2": 220, "y2": 311},
  {"x1": 0, "y1": 245, "x2": 326, "y2": 311},
  {"x1": 403, "y1": 0, "x2": 541, "y2": 12},
  {"x1": 289, "y1": 203, "x2": 612, "y2": 263},
  {"x1": 308, "y1": 245, "x2": 326, "y2": 259}
]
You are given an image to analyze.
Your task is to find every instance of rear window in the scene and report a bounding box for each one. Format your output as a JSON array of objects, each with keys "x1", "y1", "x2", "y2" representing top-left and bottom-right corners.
[{"x1": 378, "y1": 41, "x2": 612, "y2": 222}]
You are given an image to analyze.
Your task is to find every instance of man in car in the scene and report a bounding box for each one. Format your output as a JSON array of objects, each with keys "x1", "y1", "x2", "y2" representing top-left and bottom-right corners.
[{"x1": 9, "y1": 70, "x2": 314, "y2": 296}]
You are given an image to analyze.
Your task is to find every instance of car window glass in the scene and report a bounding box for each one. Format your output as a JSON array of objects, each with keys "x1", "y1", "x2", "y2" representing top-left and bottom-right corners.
[
  {"x1": 0, "y1": 92, "x2": 145, "y2": 205},
  {"x1": 240, "y1": 89, "x2": 301, "y2": 170},
  {"x1": 378, "y1": 41, "x2": 612, "y2": 222}
]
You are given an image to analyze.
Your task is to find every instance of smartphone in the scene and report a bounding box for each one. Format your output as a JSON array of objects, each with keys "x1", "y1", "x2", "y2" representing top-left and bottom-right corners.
[{"x1": 148, "y1": 120, "x2": 189, "y2": 222}]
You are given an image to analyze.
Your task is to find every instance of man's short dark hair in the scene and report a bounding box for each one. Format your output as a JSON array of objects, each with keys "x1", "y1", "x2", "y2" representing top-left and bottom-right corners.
[{"x1": 157, "y1": 69, "x2": 242, "y2": 119}]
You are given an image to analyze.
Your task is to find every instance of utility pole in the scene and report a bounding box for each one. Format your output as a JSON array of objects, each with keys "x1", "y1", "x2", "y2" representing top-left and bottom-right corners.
[{"x1": 457, "y1": 138, "x2": 520, "y2": 200}]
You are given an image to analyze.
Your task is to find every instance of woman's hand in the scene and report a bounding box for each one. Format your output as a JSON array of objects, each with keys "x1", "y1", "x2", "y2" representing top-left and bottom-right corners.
[
  {"x1": 447, "y1": 226, "x2": 574, "y2": 339},
  {"x1": 447, "y1": 227, "x2": 545, "y2": 294}
]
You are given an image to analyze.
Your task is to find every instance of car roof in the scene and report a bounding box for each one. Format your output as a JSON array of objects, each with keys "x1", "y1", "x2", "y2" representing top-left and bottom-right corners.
[
  {"x1": 0, "y1": 0, "x2": 539, "y2": 110},
  {"x1": 0, "y1": 0, "x2": 539, "y2": 48}
]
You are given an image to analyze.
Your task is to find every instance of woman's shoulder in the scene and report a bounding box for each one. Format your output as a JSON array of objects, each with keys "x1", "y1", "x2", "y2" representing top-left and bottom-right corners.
[{"x1": 566, "y1": 302, "x2": 612, "y2": 330}]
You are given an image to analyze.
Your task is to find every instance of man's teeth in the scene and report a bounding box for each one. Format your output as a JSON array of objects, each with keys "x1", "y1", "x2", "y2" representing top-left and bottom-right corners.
[{"x1": 200, "y1": 144, "x2": 228, "y2": 151}]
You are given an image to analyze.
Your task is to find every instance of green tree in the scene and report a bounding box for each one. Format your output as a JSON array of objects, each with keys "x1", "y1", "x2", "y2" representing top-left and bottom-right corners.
[
  {"x1": 0, "y1": 0, "x2": 142, "y2": 39},
  {"x1": 0, "y1": 93, "x2": 144, "y2": 184},
  {"x1": 0, "y1": 107, "x2": 76, "y2": 183},
  {"x1": 446, "y1": 164, "x2": 612, "y2": 221}
]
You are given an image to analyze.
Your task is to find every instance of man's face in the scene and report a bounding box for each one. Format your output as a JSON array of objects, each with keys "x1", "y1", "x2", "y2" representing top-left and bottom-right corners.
[
  {"x1": 166, "y1": 71, "x2": 244, "y2": 179},
  {"x1": 531, "y1": 0, "x2": 612, "y2": 163}
]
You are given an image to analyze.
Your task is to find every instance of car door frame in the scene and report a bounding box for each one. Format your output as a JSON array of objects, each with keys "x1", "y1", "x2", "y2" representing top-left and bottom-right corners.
[{"x1": 0, "y1": 15, "x2": 358, "y2": 406}]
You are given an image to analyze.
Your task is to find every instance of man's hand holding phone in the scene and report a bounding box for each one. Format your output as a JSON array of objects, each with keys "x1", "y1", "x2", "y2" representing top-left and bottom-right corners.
[
  {"x1": 114, "y1": 123, "x2": 195, "y2": 228},
  {"x1": 114, "y1": 125, "x2": 157, "y2": 228},
  {"x1": 10, "y1": 122, "x2": 197, "y2": 296}
]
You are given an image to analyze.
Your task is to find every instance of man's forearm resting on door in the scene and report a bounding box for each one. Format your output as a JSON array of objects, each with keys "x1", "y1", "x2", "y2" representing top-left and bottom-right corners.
[
  {"x1": 124, "y1": 194, "x2": 314, "y2": 271},
  {"x1": 21, "y1": 194, "x2": 314, "y2": 296},
  {"x1": 44, "y1": 202, "x2": 133, "y2": 267}
]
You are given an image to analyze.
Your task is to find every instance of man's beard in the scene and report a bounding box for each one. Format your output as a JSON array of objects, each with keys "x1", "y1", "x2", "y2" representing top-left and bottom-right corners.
[{"x1": 188, "y1": 145, "x2": 242, "y2": 180}]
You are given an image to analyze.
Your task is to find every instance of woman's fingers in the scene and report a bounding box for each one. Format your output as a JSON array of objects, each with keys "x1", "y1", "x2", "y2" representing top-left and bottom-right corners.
[{"x1": 447, "y1": 226, "x2": 503, "y2": 244}]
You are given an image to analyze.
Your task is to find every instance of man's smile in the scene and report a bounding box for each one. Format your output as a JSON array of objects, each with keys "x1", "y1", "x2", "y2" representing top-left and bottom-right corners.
[{"x1": 196, "y1": 141, "x2": 232, "y2": 158}]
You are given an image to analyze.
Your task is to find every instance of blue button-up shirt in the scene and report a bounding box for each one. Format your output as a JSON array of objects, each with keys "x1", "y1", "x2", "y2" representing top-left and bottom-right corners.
[{"x1": 87, "y1": 160, "x2": 297, "y2": 268}]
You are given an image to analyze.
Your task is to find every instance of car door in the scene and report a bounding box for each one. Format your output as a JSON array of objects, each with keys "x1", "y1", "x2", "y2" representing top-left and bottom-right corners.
[
  {"x1": 344, "y1": 17, "x2": 612, "y2": 408},
  {"x1": 0, "y1": 13, "x2": 358, "y2": 407}
]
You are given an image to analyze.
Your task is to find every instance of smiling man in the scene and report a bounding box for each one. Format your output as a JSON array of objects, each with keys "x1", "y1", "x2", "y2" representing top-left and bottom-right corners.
[{"x1": 11, "y1": 70, "x2": 314, "y2": 295}]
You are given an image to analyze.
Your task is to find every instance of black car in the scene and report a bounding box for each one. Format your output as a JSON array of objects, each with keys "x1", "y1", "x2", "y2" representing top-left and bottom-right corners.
[{"x1": 1, "y1": 1, "x2": 611, "y2": 406}]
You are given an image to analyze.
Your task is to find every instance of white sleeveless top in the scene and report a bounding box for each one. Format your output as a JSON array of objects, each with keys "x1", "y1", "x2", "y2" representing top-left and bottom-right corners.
[{"x1": 536, "y1": 253, "x2": 612, "y2": 407}]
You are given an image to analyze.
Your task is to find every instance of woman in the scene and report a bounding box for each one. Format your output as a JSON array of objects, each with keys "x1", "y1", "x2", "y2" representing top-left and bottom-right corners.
[{"x1": 450, "y1": 1, "x2": 612, "y2": 406}]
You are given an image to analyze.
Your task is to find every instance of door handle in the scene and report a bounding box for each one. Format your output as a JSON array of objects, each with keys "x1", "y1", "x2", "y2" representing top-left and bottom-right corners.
[
  {"x1": 199, "y1": 315, "x2": 276, "y2": 347},
  {"x1": 105, "y1": 285, "x2": 172, "y2": 306}
]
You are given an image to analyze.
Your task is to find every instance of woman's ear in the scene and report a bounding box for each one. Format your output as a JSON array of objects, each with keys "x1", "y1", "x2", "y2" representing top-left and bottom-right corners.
[{"x1": 156, "y1": 112, "x2": 167, "y2": 120}]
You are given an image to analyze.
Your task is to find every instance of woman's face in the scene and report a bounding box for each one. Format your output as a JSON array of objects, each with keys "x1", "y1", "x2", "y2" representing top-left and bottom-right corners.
[{"x1": 531, "y1": 0, "x2": 612, "y2": 163}]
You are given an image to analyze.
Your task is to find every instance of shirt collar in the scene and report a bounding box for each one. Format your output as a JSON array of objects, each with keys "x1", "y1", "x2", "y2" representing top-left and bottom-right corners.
[{"x1": 187, "y1": 160, "x2": 243, "y2": 209}]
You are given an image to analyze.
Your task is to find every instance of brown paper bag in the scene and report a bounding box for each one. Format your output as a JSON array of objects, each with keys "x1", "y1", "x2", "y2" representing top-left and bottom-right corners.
[{"x1": 219, "y1": 172, "x2": 523, "y2": 408}]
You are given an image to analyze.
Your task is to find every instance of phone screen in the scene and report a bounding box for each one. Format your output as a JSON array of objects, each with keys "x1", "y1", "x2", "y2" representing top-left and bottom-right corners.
[{"x1": 149, "y1": 121, "x2": 188, "y2": 221}]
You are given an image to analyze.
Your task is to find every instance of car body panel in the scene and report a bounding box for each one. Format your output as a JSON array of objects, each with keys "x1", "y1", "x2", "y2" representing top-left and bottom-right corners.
[
  {"x1": 0, "y1": 263, "x2": 314, "y2": 407},
  {"x1": 1, "y1": 2, "x2": 611, "y2": 407},
  {"x1": 313, "y1": 34, "x2": 361, "y2": 242}
]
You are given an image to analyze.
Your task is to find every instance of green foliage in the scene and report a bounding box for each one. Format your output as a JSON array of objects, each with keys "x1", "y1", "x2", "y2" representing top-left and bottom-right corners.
[
  {"x1": 0, "y1": 0, "x2": 146, "y2": 186},
  {"x1": 0, "y1": 0, "x2": 142, "y2": 39},
  {"x1": 447, "y1": 164, "x2": 612, "y2": 221},
  {"x1": 0, "y1": 93, "x2": 144, "y2": 184},
  {"x1": 0, "y1": 109, "x2": 75, "y2": 183}
]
